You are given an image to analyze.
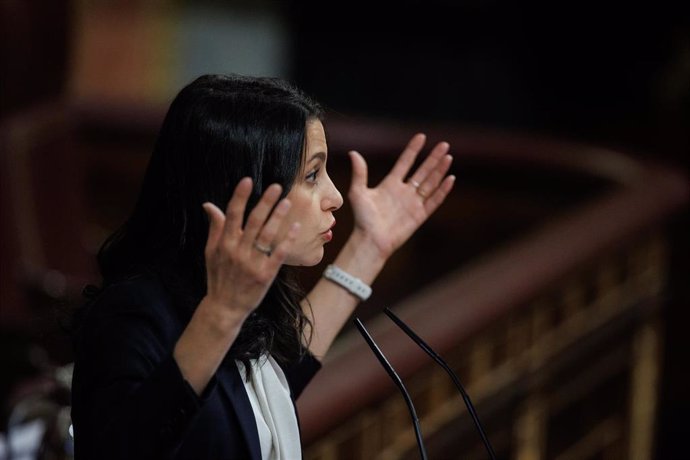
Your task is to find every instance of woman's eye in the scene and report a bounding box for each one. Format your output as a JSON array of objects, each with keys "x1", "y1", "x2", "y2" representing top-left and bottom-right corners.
[{"x1": 306, "y1": 168, "x2": 320, "y2": 182}]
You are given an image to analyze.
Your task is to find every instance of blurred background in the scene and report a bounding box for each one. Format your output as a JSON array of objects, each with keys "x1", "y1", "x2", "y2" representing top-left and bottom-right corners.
[{"x1": 1, "y1": 0, "x2": 688, "y2": 458}]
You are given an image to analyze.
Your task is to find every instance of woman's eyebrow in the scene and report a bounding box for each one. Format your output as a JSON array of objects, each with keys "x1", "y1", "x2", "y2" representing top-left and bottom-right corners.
[{"x1": 306, "y1": 151, "x2": 327, "y2": 163}]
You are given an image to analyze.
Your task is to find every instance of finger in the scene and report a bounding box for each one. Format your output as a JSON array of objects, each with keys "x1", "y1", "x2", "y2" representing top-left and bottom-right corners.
[
  {"x1": 267, "y1": 222, "x2": 301, "y2": 268},
  {"x1": 424, "y1": 175, "x2": 456, "y2": 215},
  {"x1": 407, "y1": 141, "x2": 450, "y2": 185},
  {"x1": 389, "y1": 133, "x2": 426, "y2": 180},
  {"x1": 254, "y1": 197, "x2": 292, "y2": 250},
  {"x1": 349, "y1": 150, "x2": 368, "y2": 191},
  {"x1": 416, "y1": 154, "x2": 453, "y2": 198},
  {"x1": 223, "y1": 177, "x2": 253, "y2": 238},
  {"x1": 240, "y1": 183, "x2": 283, "y2": 247},
  {"x1": 203, "y1": 202, "x2": 225, "y2": 257}
]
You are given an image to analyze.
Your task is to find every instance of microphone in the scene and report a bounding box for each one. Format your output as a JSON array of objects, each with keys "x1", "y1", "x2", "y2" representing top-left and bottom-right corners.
[
  {"x1": 383, "y1": 307, "x2": 497, "y2": 460},
  {"x1": 354, "y1": 309, "x2": 496, "y2": 459},
  {"x1": 354, "y1": 318, "x2": 428, "y2": 460}
]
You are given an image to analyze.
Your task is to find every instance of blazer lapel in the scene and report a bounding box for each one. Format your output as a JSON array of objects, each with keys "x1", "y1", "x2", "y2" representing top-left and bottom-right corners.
[{"x1": 217, "y1": 362, "x2": 262, "y2": 460}]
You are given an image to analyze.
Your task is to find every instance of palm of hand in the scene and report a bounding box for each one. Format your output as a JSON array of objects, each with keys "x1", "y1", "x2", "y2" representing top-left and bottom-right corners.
[
  {"x1": 350, "y1": 178, "x2": 429, "y2": 257},
  {"x1": 347, "y1": 134, "x2": 455, "y2": 259},
  {"x1": 202, "y1": 179, "x2": 299, "y2": 315}
]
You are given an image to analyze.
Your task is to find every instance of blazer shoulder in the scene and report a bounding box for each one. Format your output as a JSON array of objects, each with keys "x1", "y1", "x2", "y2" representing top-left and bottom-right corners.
[
  {"x1": 91, "y1": 274, "x2": 176, "y2": 317},
  {"x1": 76, "y1": 273, "x2": 186, "y2": 343}
]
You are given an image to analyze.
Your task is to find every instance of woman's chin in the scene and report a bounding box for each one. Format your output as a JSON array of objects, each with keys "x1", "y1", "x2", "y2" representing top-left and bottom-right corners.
[{"x1": 285, "y1": 247, "x2": 324, "y2": 267}]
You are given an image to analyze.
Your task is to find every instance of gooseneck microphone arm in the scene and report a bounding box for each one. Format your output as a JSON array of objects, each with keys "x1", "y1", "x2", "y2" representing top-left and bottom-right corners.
[
  {"x1": 353, "y1": 318, "x2": 429, "y2": 460},
  {"x1": 383, "y1": 307, "x2": 497, "y2": 460}
]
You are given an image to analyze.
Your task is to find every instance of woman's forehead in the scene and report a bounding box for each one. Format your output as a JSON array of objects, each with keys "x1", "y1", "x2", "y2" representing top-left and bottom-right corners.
[{"x1": 305, "y1": 120, "x2": 327, "y2": 158}]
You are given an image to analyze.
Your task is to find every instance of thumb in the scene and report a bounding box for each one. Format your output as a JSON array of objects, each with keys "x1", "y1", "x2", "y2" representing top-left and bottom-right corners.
[
  {"x1": 202, "y1": 202, "x2": 225, "y2": 255},
  {"x1": 349, "y1": 150, "x2": 368, "y2": 191}
]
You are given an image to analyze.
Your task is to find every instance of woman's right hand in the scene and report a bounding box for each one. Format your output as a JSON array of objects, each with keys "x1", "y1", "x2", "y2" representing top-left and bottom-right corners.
[{"x1": 201, "y1": 177, "x2": 300, "y2": 318}]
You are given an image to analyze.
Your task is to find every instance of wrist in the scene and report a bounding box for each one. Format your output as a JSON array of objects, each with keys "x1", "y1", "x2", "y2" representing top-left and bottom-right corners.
[
  {"x1": 323, "y1": 264, "x2": 372, "y2": 301},
  {"x1": 195, "y1": 297, "x2": 248, "y2": 339},
  {"x1": 332, "y1": 229, "x2": 388, "y2": 286},
  {"x1": 349, "y1": 227, "x2": 391, "y2": 261}
]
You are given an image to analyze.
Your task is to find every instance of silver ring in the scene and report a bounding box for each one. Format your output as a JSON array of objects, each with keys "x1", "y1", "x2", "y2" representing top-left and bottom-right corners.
[
  {"x1": 417, "y1": 188, "x2": 429, "y2": 198},
  {"x1": 408, "y1": 179, "x2": 421, "y2": 189},
  {"x1": 253, "y1": 242, "x2": 272, "y2": 256}
]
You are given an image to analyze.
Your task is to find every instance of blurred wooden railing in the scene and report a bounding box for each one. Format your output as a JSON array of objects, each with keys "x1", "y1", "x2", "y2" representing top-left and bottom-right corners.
[
  {"x1": 296, "y1": 118, "x2": 689, "y2": 460},
  {"x1": 4, "y1": 100, "x2": 685, "y2": 458}
]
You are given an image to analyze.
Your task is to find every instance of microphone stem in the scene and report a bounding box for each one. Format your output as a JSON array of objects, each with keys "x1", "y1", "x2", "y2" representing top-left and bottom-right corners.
[
  {"x1": 354, "y1": 318, "x2": 428, "y2": 460},
  {"x1": 384, "y1": 308, "x2": 497, "y2": 460}
]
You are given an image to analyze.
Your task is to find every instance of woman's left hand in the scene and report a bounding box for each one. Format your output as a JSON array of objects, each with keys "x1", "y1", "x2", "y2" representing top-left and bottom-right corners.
[{"x1": 347, "y1": 133, "x2": 455, "y2": 260}]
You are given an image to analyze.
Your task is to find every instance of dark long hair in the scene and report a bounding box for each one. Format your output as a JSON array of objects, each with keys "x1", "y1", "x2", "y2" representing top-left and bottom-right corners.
[{"x1": 93, "y1": 74, "x2": 323, "y2": 367}]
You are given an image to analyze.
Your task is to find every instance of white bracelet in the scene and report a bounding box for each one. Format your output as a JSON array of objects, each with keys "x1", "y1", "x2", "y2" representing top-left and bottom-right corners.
[{"x1": 323, "y1": 264, "x2": 372, "y2": 301}]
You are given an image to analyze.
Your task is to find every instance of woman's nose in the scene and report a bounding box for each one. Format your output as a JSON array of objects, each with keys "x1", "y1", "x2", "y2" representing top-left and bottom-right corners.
[{"x1": 323, "y1": 175, "x2": 343, "y2": 211}]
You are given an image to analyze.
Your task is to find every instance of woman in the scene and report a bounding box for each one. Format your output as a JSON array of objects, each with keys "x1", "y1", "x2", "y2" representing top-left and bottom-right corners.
[{"x1": 71, "y1": 74, "x2": 454, "y2": 459}]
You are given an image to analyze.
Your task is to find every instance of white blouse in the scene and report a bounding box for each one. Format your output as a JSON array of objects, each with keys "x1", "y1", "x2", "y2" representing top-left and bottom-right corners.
[{"x1": 236, "y1": 356, "x2": 301, "y2": 460}]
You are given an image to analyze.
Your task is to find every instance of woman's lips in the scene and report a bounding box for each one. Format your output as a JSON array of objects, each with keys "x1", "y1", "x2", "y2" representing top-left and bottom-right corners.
[
  {"x1": 322, "y1": 229, "x2": 333, "y2": 242},
  {"x1": 321, "y1": 220, "x2": 335, "y2": 242}
]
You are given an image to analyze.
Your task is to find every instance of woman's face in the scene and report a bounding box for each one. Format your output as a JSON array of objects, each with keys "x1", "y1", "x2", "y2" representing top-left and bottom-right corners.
[{"x1": 282, "y1": 119, "x2": 343, "y2": 266}]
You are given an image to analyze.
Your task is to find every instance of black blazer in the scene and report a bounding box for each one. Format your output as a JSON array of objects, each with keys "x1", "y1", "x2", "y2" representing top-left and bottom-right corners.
[{"x1": 71, "y1": 274, "x2": 321, "y2": 460}]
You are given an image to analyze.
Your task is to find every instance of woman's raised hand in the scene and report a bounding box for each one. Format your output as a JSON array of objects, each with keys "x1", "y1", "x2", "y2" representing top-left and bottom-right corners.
[
  {"x1": 347, "y1": 133, "x2": 455, "y2": 260},
  {"x1": 201, "y1": 177, "x2": 300, "y2": 317}
]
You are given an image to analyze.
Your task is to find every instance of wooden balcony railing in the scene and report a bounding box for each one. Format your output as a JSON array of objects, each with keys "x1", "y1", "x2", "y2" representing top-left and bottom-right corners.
[
  {"x1": 4, "y1": 101, "x2": 685, "y2": 458},
  {"x1": 296, "y1": 118, "x2": 689, "y2": 460}
]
